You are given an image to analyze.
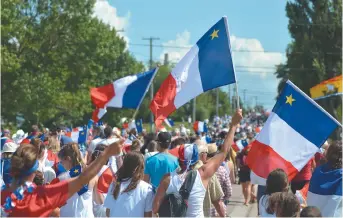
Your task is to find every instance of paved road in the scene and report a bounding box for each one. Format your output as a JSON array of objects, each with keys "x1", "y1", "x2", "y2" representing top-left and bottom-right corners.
[{"x1": 226, "y1": 184, "x2": 258, "y2": 217}]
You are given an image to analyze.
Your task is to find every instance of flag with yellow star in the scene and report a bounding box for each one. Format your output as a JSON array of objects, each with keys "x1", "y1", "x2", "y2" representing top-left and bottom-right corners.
[
  {"x1": 69, "y1": 164, "x2": 88, "y2": 196},
  {"x1": 65, "y1": 126, "x2": 87, "y2": 144},
  {"x1": 246, "y1": 80, "x2": 341, "y2": 186},
  {"x1": 150, "y1": 16, "x2": 236, "y2": 128}
]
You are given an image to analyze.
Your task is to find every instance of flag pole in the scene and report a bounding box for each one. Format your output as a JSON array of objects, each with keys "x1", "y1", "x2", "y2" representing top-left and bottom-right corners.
[
  {"x1": 132, "y1": 67, "x2": 159, "y2": 120},
  {"x1": 223, "y1": 16, "x2": 240, "y2": 109}
]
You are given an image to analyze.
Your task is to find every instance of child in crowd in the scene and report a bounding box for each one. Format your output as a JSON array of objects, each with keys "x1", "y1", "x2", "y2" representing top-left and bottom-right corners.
[
  {"x1": 259, "y1": 168, "x2": 289, "y2": 217},
  {"x1": 267, "y1": 192, "x2": 300, "y2": 217}
]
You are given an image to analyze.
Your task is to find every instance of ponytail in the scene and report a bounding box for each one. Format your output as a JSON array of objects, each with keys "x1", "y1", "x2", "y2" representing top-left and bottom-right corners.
[
  {"x1": 113, "y1": 152, "x2": 144, "y2": 199},
  {"x1": 58, "y1": 143, "x2": 85, "y2": 168}
]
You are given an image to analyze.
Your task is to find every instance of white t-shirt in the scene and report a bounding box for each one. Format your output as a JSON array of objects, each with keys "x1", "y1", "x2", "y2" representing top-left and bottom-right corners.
[
  {"x1": 88, "y1": 137, "x2": 103, "y2": 154},
  {"x1": 259, "y1": 195, "x2": 275, "y2": 217},
  {"x1": 104, "y1": 180, "x2": 154, "y2": 217},
  {"x1": 97, "y1": 137, "x2": 118, "y2": 146}
]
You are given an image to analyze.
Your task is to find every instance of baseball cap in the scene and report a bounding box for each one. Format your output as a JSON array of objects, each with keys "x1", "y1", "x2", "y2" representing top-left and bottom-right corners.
[
  {"x1": 3, "y1": 142, "x2": 19, "y2": 153},
  {"x1": 157, "y1": 132, "x2": 171, "y2": 144}
]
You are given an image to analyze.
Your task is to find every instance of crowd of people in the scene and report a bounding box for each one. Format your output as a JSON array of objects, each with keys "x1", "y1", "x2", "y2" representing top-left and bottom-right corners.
[{"x1": 0, "y1": 109, "x2": 342, "y2": 217}]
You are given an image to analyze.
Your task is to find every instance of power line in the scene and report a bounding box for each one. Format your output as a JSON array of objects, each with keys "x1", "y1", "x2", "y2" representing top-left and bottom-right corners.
[
  {"x1": 128, "y1": 43, "x2": 341, "y2": 55},
  {"x1": 142, "y1": 37, "x2": 160, "y2": 132}
]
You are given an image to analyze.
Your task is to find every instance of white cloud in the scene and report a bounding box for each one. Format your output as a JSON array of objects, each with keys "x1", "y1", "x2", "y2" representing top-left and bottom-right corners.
[
  {"x1": 159, "y1": 30, "x2": 192, "y2": 63},
  {"x1": 230, "y1": 35, "x2": 286, "y2": 78},
  {"x1": 93, "y1": 0, "x2": 130, "y2": 44},
  {"x1": 159, "y1": 32, "x2": 285, "y2": 78}
]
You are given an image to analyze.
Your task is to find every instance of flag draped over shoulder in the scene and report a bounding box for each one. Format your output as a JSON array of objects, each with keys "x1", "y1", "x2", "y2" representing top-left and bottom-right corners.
[
  {"x1": 90, "y1": 68, "x2": 158, "y2": 122},
  {"x1": 310, "y1": 75, "x2": 342, "y2": 100},
  {"x1": 150, "y1": 16, "x2": 236, "y2": 128},
  {"x1": 307, "y1": 163, "x2": 342, "y2": 217},
  {"x1": 246, "y1": 80, "x2": 341, "y2": 185}
]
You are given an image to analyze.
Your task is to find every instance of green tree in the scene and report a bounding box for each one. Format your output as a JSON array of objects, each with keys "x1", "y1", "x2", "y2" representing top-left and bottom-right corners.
[
  {"x1": 2, "y1": 0, "x2": 144, "y2": 129},
  {"x1": 275, "y1": 0, "x2": 342, "y2": 125}
]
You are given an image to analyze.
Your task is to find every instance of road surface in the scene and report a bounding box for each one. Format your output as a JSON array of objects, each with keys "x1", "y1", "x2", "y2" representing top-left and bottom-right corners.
[{"x1": 226, "y1": 184, "x2": 258, "y2": 217}]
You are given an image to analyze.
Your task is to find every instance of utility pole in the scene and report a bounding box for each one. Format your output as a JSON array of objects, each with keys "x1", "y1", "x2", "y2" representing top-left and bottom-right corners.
[
  {"x1": 243, "y1": 89, "x2": 247, "y2": 108},
  {"x1": 142, "y1": 37, "x2": 160, "y2": 132},
  {"x1": 228, "y1": 85, "x2": 231, "y2": 113},
  {"x1": 216, "y1": 88, "x2": 219, "y2": 117},
  {"x1": 193, "y1": 97, "x2": 196, "y2": 123},
  {"x1": 254, "y1": 96, "x2": 258, "y2": 108}
]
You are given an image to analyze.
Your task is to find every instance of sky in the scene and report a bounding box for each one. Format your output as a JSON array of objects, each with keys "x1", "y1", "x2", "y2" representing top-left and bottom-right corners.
[{"x1": 93, "y1": 0, "x2": 292, "y2": 110}]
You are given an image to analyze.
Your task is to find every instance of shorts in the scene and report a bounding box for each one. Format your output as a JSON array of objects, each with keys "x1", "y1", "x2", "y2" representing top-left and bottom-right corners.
[{"x1": 239, "y1": 170, "x2": 251, "y2": 183}]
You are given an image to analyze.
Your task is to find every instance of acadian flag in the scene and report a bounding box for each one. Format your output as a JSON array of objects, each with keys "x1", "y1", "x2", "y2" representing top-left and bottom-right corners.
[
  {"x1": 232, "y1": 139, "x2": 249, "y2": 152},
  {"x1": 91, "y1": 68, "x2": 158, "y2": 122},
  {"x1": 310, "y1": 75, "x2": 342, "y2": 100},
  {"x1": 193, "y1": 121, "x2": 207, "y2": 133},
  {"x1": 128, "y1": 119, "x2": 143, "y2": 134},
  {"x1": 164, "y1": 118, "x2": 174, "y2": 128},
  {"x1": 55, "y1": 165, "x2": 88, "y2": 196},
  {"x1": 150, "y1": 16, "x2": 236, "y2": 128},
  {"x1": 307, "y1": 163, "x2": 342, "y2": 217},
  {"x1": 65, "y1": 127, "x2": 87, "y2": 144},
  {"x1": 92, "y1": 108, "x2": 107, "y2": 123},
  {"x1": 247, "y1": 80, "x2": 341, "y2": 185}
]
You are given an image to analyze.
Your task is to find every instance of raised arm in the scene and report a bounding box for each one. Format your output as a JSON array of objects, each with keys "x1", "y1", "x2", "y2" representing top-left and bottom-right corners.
[
  {"x1": 152, "y1": 174, "x2": 171, "y2": 215},
  {"x1": 68, "y1": 139, "x2": 123, "y2": 198},
  {"x1": 199, "y1": 109, "x2": 242, "y2": 186}
]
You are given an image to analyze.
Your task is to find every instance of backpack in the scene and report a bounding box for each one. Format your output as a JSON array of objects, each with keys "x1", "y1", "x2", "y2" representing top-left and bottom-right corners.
[{"x1": 158, "y1": 170, "x2": 198, "y2": 217}]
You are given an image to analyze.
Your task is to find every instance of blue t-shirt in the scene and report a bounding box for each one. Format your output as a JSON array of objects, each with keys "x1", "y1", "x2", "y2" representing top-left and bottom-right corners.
[
  {"x1": 0, "y1": 158, "x2": 12, "y2": 185},
  {"x1": 144, "y1": 152, "x2": 179, "y2": 188}
]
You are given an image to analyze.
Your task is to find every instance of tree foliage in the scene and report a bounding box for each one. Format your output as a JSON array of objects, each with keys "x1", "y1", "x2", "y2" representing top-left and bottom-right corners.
[
  {"x1": 275, "y1": 0, "x2": 342, "y2": 124},
  {"x1": 2, "y1": 0, "x2": 234, "y2": 130},
  {"x1": 2, "y1": 0, "x2": 144, "y2": 129}
]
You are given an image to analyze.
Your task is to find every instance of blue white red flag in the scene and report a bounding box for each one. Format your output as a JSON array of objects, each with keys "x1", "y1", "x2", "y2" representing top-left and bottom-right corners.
[
  {"x1": 150, "y1": 17, "x2": 236, "y2": 128},
  {"x1": 247, "y1": 80, "x2": 341, "y2": 186}
]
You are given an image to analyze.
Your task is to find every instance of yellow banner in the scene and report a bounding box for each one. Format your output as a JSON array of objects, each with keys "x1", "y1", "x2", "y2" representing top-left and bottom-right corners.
[{"x1": 310, "y1": 75, "x2": 342, "y2": 99}]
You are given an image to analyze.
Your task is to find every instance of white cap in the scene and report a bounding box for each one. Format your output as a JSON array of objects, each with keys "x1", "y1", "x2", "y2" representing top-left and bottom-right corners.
[{"x1": 3, "y1": 142, "x2": 19, "y2": 153}]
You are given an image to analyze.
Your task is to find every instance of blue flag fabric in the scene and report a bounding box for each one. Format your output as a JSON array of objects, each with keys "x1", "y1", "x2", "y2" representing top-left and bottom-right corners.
[
  {"x1": 167, "y1": 118, "x2": 174, "y2": 127},
  {"x1": 69, "y1": 165, "x2": 88, "y2": 196},
  {"x1": 135, "y1": 119, "x2": 143, "y2": 134},
  {"x1": 78, "y1": 126, "x2": 87, "y2": 144}
]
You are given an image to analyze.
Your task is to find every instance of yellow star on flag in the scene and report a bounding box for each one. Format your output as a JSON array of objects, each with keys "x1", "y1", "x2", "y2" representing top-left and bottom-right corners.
[
  {"x1": 285, "y1": 94, "x2": 296, "y2": 106},
  {"x1": 210, "y1": 29, "x2": 219, "y2": 40},
  {"x1": 74, "y1": 169, "x2": 79, "y2": 174}
]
